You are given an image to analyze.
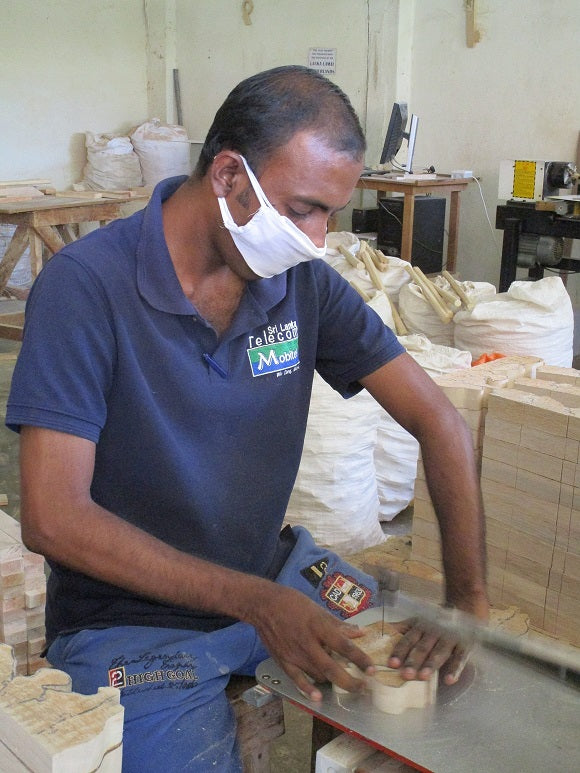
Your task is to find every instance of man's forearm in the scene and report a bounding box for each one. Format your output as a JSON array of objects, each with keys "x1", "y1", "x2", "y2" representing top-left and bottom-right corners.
[{"x1": 419, "y1": 411, "x2": 488, "y2": 617}]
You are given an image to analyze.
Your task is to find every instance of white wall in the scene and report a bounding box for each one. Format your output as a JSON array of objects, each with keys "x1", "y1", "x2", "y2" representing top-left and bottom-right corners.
[
  {"x1": 0, "y1": 0, "x2": 149, "y2": 189},
  {"x1": 409, "y1": 0, "x2": 580, "y2": 286},
  {"x1": 173, "y1": 0, "x2": 371, "y2": 143},
  {"x1": 1, "y1": 0, "x2": 579, "y2": 293}
]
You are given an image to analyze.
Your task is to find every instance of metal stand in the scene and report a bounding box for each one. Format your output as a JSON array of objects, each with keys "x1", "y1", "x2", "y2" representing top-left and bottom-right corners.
[{"x1": 496, "y1": 202, "x2": 580, "y2": 291}]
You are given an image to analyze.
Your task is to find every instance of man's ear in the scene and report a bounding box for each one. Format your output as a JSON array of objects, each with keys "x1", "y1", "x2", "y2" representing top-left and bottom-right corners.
[{"x1": 210, "y1": 151, "x2": 246, "y2": 198}]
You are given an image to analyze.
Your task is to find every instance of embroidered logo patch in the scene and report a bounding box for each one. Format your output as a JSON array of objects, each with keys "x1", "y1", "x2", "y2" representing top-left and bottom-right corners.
[
  {"x1": 301, "y1": 558, "x2": 329, "y2": 588},
  {"x1": 107, "y1": 651, "x2": 198, "y2": 693},
  {"x1": 321, "y1": 573, "x2": 372, "y2": 618},
  {"x1": 247, "y1": 321, "x2": 299, "y2": 377}
]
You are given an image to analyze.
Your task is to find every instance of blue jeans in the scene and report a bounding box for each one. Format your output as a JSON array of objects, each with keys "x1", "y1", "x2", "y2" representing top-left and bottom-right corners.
[{"x1": 47, "y1": 526, "x2": 378, "y2": 772}]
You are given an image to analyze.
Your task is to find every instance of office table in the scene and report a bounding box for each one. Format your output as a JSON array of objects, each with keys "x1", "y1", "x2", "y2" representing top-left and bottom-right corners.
[
  {"x1": 0, "y1": 194, "x2": 147, "y2": 295},
  {"x1": 355, "y1": 175, "x2": 471, "y2": 272}
]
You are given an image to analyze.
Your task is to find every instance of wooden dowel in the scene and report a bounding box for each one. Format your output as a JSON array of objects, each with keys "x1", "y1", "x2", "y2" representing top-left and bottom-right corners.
[
  {"x1": 365, "y1": 245, "x2": 389, "y2": 271},
  {"x1": 387, "y1": 294, "x2": 408, "y2": 336},
  {"x1": 414, "y1": 267, "x2": 460, "y2": 313},
  {"x1": 360, "y1": 245, "x2": 385, "y2": 291},
  {"x1": 349, "y1": 280, "x2": 371, "y2": 302},
  {"x1": 442, "y1": 270, "x2": 475, "y2": 310},
  {"x1": 404, "y1": 264, "x2": 453, "y2": 323},
  {"x1": 428, "y1": 278, "x2": 462, "y2": 309},
  {"x1": 338, "y1": 244, "x2": 364, "y2": 269},
  {"x1": 362, "y1": 242, "x2": 384, "y2": 270}
]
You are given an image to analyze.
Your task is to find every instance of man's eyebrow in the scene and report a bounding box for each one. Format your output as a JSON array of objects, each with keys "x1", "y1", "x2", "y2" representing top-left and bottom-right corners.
[{"x1": 294, "y1": 196, "x2": 350, "y2": 213}]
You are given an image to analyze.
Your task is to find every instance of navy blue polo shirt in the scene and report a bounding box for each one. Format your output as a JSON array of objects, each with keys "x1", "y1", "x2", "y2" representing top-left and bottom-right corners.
[{"x1": 7, "y1": 177, "x2": 404, "y2": 643}]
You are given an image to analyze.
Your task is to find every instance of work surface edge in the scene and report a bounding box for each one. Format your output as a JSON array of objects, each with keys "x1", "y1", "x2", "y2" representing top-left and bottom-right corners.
[{"x1": 256, "y1": 607, "x2": 579, "y2": 773}]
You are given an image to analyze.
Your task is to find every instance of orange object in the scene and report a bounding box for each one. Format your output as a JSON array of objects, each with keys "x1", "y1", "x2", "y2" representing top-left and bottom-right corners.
[{"x1": 472, "y1": 352, "x2": 506, "y2": 367}]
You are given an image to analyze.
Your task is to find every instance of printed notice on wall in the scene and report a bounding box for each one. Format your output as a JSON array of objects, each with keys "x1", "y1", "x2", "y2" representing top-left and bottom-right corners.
[{"x1": 308, "y1": 48, "x2": 336, "y2": 75}]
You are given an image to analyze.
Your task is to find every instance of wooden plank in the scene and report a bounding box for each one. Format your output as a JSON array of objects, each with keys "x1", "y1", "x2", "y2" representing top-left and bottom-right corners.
[
  {"x1": 0, "y1": 180, "x2": 51, "y2": 189},
  {"x1": 0, "y1": 187, "x2": 44, "y2": 201}
]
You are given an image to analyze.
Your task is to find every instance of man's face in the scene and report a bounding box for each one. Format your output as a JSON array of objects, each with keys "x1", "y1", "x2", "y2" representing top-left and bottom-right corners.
[{"x1": 242, "y1": 131, "x2": 363, "y2": 246}]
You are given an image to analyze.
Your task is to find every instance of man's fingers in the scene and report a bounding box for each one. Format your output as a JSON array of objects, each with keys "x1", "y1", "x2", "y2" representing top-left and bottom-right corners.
[
  {"x1": 282, "y1": 662, "x2": 323, "y2": 701},
  {"x1": 388, "y1": 623, "x2": 462, "y2": 680},
  {"x1": 442, "y1": 646, "x2": 471, "y2": 685},
  {"x1": 280, "y1": 650, "x2": 366, "y2": 699}
]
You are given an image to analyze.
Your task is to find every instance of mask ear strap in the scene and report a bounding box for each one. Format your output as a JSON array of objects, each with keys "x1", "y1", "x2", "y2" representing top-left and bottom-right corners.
[{"x1": 239, "y1": 156, "x2": 273, "y2": 210}]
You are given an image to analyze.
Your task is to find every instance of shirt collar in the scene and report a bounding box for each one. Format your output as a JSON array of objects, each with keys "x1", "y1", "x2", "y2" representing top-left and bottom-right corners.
[{"x1": 136, "y1": 176, "x2": 287, "y2": 319}]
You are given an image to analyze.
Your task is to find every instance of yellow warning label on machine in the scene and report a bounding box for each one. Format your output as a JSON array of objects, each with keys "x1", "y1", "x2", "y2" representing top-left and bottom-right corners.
[{"x1": 513, "y1": 160, "x2": 537, "y2": 199}]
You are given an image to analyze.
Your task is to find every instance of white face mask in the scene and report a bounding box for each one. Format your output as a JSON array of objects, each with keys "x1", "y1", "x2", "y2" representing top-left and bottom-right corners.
[{"x1": 217, "y1": 155, "x2": 327, "y2": 278}]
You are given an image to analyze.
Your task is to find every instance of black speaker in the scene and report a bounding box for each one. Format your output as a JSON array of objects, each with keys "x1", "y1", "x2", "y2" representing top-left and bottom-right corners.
[
  {"x1": 351, "y1": 207, "x2": 379, "y2": 233},
  {"x1": 377, "y1": 196, "x2": 446, "y2": 274}
]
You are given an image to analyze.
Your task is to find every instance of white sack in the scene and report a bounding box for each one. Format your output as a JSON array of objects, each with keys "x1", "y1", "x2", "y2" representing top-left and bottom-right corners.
[
  {"x1": 81, "y1": 133, "x2": 143, "y2": 190},
  {"x1": 454, "y1": 277, "x2": 574, "y2": 367},
  {"x1": 130, "y1": 119, "x2": 191, "y2": 185},
  {"x1": 375, "y1": 334, "x2": 471, "y2": 521},
  {"x1": 284, "y1": 373, "x2": 385, "y2": 555},
  {"x1": 398, "y1": 281, "x2": 455, "y2": 346},
  {"x1": 324, "y1": 232, "x2": 411, "y2": 307}
]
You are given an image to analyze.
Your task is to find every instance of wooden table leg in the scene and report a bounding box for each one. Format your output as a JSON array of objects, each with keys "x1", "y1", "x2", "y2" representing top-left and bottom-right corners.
[
  {"x1": 446, "y1": 190, "x2": 460, "y2": 273},
  {"x1": 0, "y1": 225, "x2": 29, "y2": 293},
  {"x1": 32, "y1": 225, "x2": 66, "y2": 257},
  {"x1": 29, "y1": 230, "x2": 44, "y2": 278},
  {"x1": 400, "y1": 192, "x2": 415, "y2": 262}
]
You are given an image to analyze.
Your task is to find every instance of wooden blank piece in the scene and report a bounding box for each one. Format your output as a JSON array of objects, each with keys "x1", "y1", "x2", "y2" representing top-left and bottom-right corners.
[
  {"x1": 0, "y1": 643, "x2": 123, "y2": 772},
  {"x1": 370, "y1": 666, "x2": 438, "y2": 715}
]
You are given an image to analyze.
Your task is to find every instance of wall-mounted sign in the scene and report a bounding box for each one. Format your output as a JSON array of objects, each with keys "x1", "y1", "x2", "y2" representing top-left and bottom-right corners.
[{"x1": 308, "y1": 48, "x2": 336, "y2": 75}]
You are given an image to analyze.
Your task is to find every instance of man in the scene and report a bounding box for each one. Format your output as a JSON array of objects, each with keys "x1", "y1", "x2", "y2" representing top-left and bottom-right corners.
[{"x1": 7, "y1": 66, "x2": 487, "y2": 771}]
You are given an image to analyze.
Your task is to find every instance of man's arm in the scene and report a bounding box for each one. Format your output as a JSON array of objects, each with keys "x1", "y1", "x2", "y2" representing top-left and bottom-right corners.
[
  {"x1": 360, "y1": 353, "x2": 489, "y2": 680},
  {"x1": 19, "y1": 425, "x2": 374, "y2": 700}
]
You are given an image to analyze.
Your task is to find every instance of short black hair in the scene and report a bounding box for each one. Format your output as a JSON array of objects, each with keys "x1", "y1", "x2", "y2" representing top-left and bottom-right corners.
[{"x1": 194, "y1": 65, "x2": 365, "y2": 177}]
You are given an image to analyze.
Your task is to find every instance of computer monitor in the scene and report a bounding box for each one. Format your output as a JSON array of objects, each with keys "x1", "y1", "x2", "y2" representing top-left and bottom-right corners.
[{"x1": 379, "y1": 101, "x2": 419, "y2": 173}]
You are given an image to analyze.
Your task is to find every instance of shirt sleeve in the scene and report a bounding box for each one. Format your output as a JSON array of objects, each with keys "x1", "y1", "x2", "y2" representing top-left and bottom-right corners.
[
  {"x1": 311, "y1": 260, "x2": 405, "y2": 397},
  {"x1": 6, "y1": 253, "x2": 116, "y2": 442}
]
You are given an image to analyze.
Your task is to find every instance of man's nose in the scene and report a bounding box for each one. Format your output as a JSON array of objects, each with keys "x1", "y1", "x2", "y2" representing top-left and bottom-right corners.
[{"x1": 301, "y1": 216, "x2": 328, "y2": 248}]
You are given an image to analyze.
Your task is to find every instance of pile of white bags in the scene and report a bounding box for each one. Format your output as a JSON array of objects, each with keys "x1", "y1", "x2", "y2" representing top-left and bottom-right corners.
[
  {"x1": 454, "y1": 277, "x2": 573, "y2": 367},
  {"x1": 78, "y1": 119, "x2": 192, "y2": 191},
  {"x1": 130, "y1": 119, "x2": 191, "y2": 185},
  {"x1": 285, "y1": 235, "x2": 474, "y2": 551},
  {"x1": 80, "y1": 133, "x2": 143, "y2": 191}
]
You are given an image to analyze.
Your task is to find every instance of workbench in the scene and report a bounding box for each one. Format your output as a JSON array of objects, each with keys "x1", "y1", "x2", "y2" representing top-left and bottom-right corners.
[
  {"x1": 0, "y1": 194, "x2": 147, "y2": 295},
  {"x1": 0, "y1": 193, "x2": 148, "y2": 339},
  {"x1": 256, "y1": 606, "x2": 580, "y2": 772},
  {"x1": 356, "y1": 175, "x2": 471, "y2": 272}
]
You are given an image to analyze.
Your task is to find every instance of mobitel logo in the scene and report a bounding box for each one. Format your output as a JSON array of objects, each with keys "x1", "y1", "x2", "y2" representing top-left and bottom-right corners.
[{"x1": 248, "y1": 337, "x2": 300, "y2": 377}]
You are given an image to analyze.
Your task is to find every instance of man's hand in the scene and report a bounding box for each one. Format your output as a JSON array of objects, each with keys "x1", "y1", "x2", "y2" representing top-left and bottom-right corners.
[
  {"x1": 251, "y1": 585, "x2": 374, "y2": 701},
  {"x1": 388, "y1": 589, "x2": 489, "y2": 685},
  {"x1": 387, "y1": 618, "x2": 471, "y2": 685}
]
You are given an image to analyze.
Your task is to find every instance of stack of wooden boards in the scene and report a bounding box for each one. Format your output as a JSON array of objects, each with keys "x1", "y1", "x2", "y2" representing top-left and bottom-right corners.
[
  {"x1": 0, "y1": 506, "x2": 47, "y2": 675},
  {"x1": 0, "y1": 508, "x2": 124, "y2": 770},
  {"x1": 0, "y1": 179, "x2": 151, "y2": 203},
  {"x1": 412, "y1": 355, "x2": 580, "y2": 646}
]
